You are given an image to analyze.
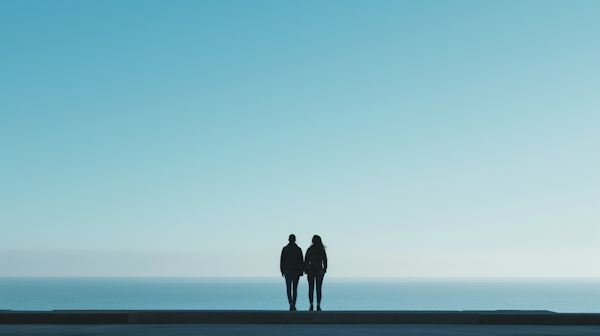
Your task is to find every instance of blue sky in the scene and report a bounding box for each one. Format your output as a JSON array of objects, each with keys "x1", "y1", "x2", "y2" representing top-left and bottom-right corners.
[{"x1": 1, "y1": 1, "x2": 598, "y2": 276}]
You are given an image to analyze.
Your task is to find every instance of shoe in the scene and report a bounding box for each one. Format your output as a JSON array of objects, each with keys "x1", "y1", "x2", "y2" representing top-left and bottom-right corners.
[
  {"x1": 290, "y1": 304, "x2": 297, "y2": 311},
  {"x1": 317, "y1": 305, "x2": 322, "y2": 311},
  {"x1": 309, "y1": 305, "x2": 314, "y2": 311}
]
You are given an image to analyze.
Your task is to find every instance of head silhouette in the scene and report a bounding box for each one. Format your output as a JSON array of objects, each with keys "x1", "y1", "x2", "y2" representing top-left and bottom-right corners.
[
  {"x1": 312, "y1": 235, "x2": 325, "y2": 250},
  {"x1": 289, "y1": 234, "x2": 296, "y2": 243}
]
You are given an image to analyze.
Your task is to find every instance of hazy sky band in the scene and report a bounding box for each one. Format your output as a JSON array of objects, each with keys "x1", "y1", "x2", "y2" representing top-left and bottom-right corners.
[{"x1": 0, "y1": 1, "x2": 598, "y2": 276}]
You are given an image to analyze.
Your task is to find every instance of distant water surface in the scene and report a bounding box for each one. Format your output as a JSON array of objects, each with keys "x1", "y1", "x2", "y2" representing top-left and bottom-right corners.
[{"x1": 1, "y1": 278, "x2": 599, "y2": 312}]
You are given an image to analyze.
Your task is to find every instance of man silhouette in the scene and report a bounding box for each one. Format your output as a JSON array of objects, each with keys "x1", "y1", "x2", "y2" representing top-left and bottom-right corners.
[{"x1": 280, "y1": 234, "x2": 304, "y2": 311}]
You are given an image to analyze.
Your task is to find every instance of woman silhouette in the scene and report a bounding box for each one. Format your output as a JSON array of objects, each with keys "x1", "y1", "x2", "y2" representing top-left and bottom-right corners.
[{"x1": 304, "y1": 235, "x2": 327, "y2": 311}]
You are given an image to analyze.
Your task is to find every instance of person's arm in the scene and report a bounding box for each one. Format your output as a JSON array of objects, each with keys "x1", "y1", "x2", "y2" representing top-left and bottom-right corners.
[
  {"x1": 303, "y1": 248, "x2": 310, "y2": 273},
  {"x1": 280, "y1": 248, "x2": 285, "y2": 276},
  {"x1": 323, "y1": 250, "x2": 328, "y2": 273},
  {"x1": 298, "y1": 248, "x2": 304, "y2": 274}
]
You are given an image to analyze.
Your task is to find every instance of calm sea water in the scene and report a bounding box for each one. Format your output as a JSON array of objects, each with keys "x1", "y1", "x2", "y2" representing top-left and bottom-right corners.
[{"x1": 1, "y1": 278, "x2": 599, "y2": 313}]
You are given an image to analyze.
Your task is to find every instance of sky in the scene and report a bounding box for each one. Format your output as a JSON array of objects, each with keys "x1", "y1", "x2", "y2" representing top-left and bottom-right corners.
[{"x1": 0, "y1": 1, "x2": 598, "y2": 277}]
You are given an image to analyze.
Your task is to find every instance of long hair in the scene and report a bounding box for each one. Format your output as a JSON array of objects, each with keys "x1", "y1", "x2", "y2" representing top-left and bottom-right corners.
[{"x1": 312, "y1": 235, "x2": 326, "y2": 251}]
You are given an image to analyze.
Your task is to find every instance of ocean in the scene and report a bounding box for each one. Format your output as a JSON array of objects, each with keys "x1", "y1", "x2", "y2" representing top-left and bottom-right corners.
[{"x1": 1, "y1": 278, "x2": 599, "y2": 313}]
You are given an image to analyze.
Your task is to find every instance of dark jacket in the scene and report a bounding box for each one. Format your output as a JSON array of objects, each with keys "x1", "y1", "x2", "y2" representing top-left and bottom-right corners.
[
  {"x1": 280, "y1": 243, "x2": 304, "y2": 274},
  {"x1": 304, "y1": 245, "x2": 327, "y2": 272}
]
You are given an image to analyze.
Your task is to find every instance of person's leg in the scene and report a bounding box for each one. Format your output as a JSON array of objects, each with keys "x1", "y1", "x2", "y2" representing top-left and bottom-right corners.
[
  {"x1": 291, "y1": 274, "x2": 300, "y2": 305},
  {"x1": 316, "y1": 269, "x2": 324, "y2": 306},
  {"x1": 307, "y1": 271, "x2": 315, "y2": 306},
  {"x1": 284, "y1": 272, "x2": 293, "y2": 305}
]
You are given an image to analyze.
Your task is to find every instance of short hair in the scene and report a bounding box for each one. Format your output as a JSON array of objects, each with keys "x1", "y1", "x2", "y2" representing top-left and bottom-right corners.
[{"x1": 289, "y1": 234, "x2": 296, "y2": 242}]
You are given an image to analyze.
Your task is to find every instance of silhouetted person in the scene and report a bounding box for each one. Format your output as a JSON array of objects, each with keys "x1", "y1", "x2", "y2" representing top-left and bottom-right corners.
[
  {"x1": 305, "y1": 235, "x2": 327, "y2": 311},
  {"x1": 280, "y1": 234, "x2": 304, "y2": 311}
]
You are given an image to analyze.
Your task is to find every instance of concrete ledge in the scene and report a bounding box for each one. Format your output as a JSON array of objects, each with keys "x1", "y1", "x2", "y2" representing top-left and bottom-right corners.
[
  {"x1": 132, "y1": 311, "x2": 287, "y2": 324},
  {"x1": 0, "y1": 311, "x2": 130, "y2": 324},
  {"x1": 480, "y1": 313, "x2": 600, "y2": 325},
  {"x1": 132, "y1": 311, "x2": 482, "y2": 324},
  {"x1": 1, "y1": 310, "x2": 599, "y2": 325},
  {"x1": 284, "y1": 311, "x2": 481, "y2": 324}
]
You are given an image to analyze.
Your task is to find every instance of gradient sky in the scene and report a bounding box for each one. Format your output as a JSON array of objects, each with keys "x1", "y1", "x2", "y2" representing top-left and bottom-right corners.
[{"x1": 1, "y1": 1, "x2": 598, "y2": 277}]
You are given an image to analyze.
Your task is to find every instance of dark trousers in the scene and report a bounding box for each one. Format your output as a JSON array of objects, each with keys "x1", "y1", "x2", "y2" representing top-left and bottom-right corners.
[
  {"x1": 307, "y1": 269, "x2": 324, "y2": 305},
  {"x1": 284, "y1": 271, "x2": 301, "y2": 305}
]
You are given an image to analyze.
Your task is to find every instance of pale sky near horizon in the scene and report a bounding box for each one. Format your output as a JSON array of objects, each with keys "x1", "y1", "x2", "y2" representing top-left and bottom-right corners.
[{"x1": 1, "y1": 1, "x2": 598, "y2": 277}]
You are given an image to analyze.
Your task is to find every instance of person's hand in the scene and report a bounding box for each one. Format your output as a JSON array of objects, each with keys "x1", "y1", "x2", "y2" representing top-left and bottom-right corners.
[{"x1": 281, "y1": 273, "x2": 284, "y2": 277}]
